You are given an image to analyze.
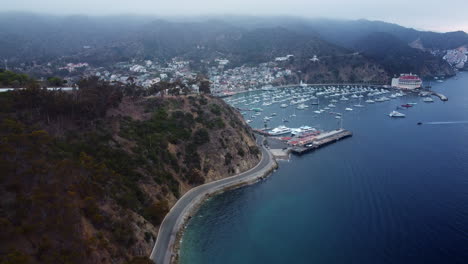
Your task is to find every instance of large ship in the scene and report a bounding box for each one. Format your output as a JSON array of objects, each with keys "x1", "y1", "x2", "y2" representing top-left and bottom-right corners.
[{"x1": 391, "y1": 73, "x2": 422, "y2": 90}]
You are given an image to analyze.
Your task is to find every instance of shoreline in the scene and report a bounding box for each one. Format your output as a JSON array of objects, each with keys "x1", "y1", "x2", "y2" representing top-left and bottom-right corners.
[{"x1": 149, "y1": 136, "x2": 278, "y2": 264}]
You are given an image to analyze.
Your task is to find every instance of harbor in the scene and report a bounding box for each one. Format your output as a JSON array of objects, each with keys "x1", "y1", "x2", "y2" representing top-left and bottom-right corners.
[{"x1": 180, "y1": 72, "x2": 468, "y2": 264}]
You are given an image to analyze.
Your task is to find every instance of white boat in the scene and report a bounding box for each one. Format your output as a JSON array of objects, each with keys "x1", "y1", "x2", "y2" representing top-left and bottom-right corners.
[
  {"x1": 313, "y1": 110, "x2": 321, "y2": 114},
  {"x1": 340, "y1": 96, "x2": 349, "y2": 101},
  {"x1": 269, "y1": 126, "x2": 292, "y2": 136},
  {"x1": 280, "y1": 104, "x2": 288, "y2": 108},
  {"x1": 246, "y1": 120, "x2": 253, "y2": 123},
  {"x1": 297, "y1": 103, "x2": 308, "y2": 110},
  {"x1": 330, "y1": 99, "x2": 338, "y2": 103},
  {"x1": 345, "y1": 108, "x2": 353, "y2": 111},
  {"x1": 328, "y1": 104, "x2": 336, "y2": 108},
  {"x1": 365, "y1": 99, "x2": 375, "y2": 104},
  {"x1": 291, "y1": 126, "x2": 316, "y2": 136},
  {"x1": 389, "y1": 111, "x2": 405, "y2": 118},
  {"x1": 423, "y1": 97, "x2": 434, "y2": 102}
]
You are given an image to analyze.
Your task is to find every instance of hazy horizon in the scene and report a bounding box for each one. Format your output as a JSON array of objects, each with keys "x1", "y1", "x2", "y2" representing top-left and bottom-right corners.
[{"x1": 2, "y1": 0, "x2": 468, "y2": 33}]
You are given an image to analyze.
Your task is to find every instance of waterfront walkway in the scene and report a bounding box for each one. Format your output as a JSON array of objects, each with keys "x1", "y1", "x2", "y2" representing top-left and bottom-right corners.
[{"x1": 149, "y1": 136, "x2": 277, "y2": 264}]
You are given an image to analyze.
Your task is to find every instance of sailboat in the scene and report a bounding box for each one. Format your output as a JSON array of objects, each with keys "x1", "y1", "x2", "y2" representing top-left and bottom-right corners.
[{"x1": 354, "y1": 97, "x2": 364, "y2": 107}]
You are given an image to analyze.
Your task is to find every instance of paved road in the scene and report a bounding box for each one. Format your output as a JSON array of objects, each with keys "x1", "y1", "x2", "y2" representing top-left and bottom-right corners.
[{"x1": 149, "y1": 136, "x2": 275, "y2": 264}]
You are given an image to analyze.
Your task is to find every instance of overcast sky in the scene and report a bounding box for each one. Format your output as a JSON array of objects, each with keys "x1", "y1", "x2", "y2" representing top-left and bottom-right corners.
[{"x1": 3, "y1": 0, "x2": 468, "y2": 32}]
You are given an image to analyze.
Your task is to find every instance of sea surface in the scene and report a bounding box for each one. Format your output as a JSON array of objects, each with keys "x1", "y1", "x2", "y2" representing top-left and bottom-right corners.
[{"x1": 180, "y1": 74, "x2": 468, "y2": 264}]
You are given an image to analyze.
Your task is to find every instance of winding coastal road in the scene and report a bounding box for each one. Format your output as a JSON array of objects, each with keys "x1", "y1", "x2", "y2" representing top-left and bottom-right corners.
[{"x1": 149, "y1": 136, "x2": 276, "y2": 264}]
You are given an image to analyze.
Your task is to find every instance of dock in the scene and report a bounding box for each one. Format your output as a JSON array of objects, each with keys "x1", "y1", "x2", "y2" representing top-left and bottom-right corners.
[
  {"x1": 290, "y1": 129, "x2": 352, "y2": 155},
  {"x1": 432, "y1": 92, "x2": 448, "y2": 101}
]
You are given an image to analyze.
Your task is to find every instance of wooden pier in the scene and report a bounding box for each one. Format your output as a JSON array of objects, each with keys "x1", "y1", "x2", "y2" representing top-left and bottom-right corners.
[{"x1": 291, "y1": 129, "x2": 353, "y2": 155}]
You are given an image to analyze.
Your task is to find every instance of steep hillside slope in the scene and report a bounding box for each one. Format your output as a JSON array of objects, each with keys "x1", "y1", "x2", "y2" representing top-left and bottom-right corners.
[{"x1": 0, "y1": 80, "x2": 260, "y2": 264}]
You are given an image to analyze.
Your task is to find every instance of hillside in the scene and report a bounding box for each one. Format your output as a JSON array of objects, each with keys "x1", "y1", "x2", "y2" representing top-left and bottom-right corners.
[
  {"x1": 0, "y1": 13, "x2": 463, "y2": 81},
  {"x1": 0, "y1": 78, "x2": 260, "y2": 264},
  {"x1": 355, "y1": 32, "x2": 455, "y2": 77}
]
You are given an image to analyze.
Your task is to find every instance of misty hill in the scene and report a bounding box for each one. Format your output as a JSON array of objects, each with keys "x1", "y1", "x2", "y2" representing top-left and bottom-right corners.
[
  {"x1": 222, "y1": 16, "x2": 468, "y2": 51},
  {"x1": 355, "y1": 32, "x2": 454, "y2": 77},
  {"x1": 0, "y1": 13, "x2": 462, "y2": 78}
]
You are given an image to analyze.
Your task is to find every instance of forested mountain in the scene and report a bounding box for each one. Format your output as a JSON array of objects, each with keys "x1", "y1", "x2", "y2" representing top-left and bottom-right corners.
[
  {"x1": 354, "y1": 32, "x2": 454, "y2": 77},
  {"x1": 0, "y1": 13, "x2": 464, "y2": 79}
]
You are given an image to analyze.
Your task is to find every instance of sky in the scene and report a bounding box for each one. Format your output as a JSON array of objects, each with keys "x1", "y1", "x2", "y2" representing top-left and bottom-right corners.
[{"x1": 3, "y1": 0, "x2": 468, "y2": 32}]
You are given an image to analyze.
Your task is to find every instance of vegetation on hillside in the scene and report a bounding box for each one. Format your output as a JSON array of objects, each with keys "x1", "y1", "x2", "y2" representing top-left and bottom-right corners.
[
  {"x1": 0, "y1": 74, "x2": 259, "y2": 264},
  {"x1": 0, "y1": 69, "x2": 37, "y2": 87}
]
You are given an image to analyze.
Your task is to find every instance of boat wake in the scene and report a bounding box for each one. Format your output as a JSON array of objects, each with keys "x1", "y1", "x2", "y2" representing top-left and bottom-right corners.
[{"x1": 423, "y1": 121, "x2": 468, "y2": 125}]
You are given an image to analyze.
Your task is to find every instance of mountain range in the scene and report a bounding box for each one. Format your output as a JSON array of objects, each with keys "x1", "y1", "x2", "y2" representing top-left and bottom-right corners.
[{"x1": 0, "y1": 13, "x2": 466, "y2": 79}]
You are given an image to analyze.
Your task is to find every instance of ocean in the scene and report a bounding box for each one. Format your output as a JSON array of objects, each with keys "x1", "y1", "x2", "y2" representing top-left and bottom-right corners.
[{"x1": 180, "y1": 73, "x2": 468, "y2": 264}]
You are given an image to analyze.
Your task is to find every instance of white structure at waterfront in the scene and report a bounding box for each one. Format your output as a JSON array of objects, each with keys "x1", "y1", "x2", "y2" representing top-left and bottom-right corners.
[{"x1": 391, "y1": 73, "x2": 422, "y2": 90}]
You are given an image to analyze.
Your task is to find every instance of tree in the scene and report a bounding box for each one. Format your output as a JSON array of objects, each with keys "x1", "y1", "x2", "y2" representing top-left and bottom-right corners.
[
  {"x1": 47, "y1": 77, "x2": 65, "y2": 87},
  {"x1": 199, "y1": 79, "x2": 211, "y2": 94}
]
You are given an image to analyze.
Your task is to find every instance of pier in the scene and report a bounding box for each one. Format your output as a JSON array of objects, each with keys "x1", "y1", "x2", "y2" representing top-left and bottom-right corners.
[
  {"x1": 290, "y1": 129, "x2": 353, "y2": 155},
  {"x1": 432, "y1": 92, "x2": 448, "y2": 101}
]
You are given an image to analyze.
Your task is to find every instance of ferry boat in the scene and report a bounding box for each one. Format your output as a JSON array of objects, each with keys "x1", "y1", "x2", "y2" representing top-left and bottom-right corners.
[
  {"x1": 389, "y1": 111, "x2": 406, "y2": 117},
  {"x1": 391, "y1": 73, "x2": 423, "y2": 90},
  {"x1": 269, "y1": 126, "x2": 292, "y2": 136}
]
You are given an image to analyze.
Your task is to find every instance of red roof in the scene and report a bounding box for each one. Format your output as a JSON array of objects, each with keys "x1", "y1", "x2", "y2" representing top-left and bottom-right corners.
[{"x1": 400, "y1": 75, "x2": 421, "y2": 80}]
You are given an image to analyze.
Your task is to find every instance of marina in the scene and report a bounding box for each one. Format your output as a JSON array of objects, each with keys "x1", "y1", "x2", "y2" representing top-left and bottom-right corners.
[{"x1": 228, "y1": 81, "x2": 449, "y2": 159}]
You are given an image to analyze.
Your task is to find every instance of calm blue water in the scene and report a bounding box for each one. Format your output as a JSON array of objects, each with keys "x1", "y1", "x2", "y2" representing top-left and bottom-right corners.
[{"x1": 180, "y1": 74, "x2": 468, "y2": 264}]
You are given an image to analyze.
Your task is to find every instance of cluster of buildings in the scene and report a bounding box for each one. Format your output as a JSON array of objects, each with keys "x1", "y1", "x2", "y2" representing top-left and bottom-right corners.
[
  {"x1": 10, "y1": 54, "x2": 313, "y2": 94},
  {"x1": 443, "y1": 48, "x2": 468, "y2": 69},
  {"x1": 59, "y1": 63, "x2": 89, "y2": 72},
  {"x1": 208, "y1": 62, "x2": 293, "y2": 95}
]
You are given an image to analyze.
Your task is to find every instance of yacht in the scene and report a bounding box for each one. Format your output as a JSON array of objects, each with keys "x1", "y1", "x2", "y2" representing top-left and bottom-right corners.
[
  {"x1": 297, "y1": 103, "x2": 308, "y2": 110},
  {"x1": 423, "y1": 97, "x2": 434, "y2": 102},
  {"x1": 328, "y1": 104, "x2": 336, "y2": 108},
  {"x1": 389, "y1": 111, "x2": 406, "y2": 118},
  {"x1": 313, "y1": 110, "x2": 321, "y2": 114},
  {"x1": 269, "y1": 126, "x2": 292, "y2": 136},
  {"x1": 345, "y1": 108, "x2": 353, "y2": 111},
  {"x1": 291, "y1": 126, "x2": 316, "y2": 136},
  {"x1": 365, "y1": 99, "x2": 375, "y2": 104},
  {"x1": 340, "y1": 96, "x2": 349, "y2": 101},
  {"x1": 330, "y1": 99, "x2": 338, "y2": 103}
]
